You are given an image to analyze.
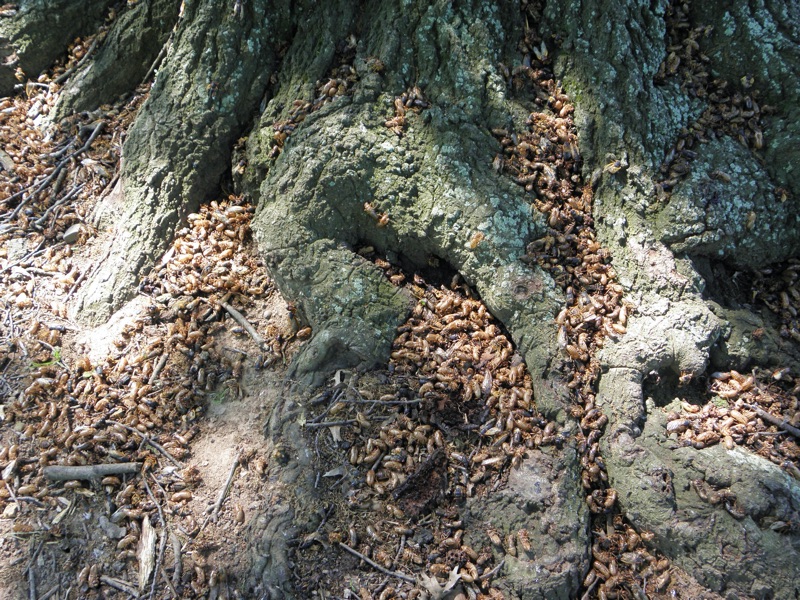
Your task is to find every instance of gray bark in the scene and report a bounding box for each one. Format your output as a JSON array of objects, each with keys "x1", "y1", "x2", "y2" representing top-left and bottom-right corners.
[
  {"x1": 0, "y1": 0, "x2": 115, "y2": 96},
  {"x1": 75, "y1": 0, "x2": 292, "y2": 324},
  {"x1": 52, "y1": 0, "x2": 180, "y2": 119}
]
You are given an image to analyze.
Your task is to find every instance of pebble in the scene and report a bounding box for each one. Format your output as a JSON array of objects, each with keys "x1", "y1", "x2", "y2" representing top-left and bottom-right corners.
[{"x1": 62, "y1": 223, "x2": 82, "y2": 244}]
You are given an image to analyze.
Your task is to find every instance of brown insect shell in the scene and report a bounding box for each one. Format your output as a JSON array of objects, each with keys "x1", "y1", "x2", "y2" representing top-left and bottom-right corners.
[
  {"x1": 17, "y1": 483, "x2": 37, "y2": 496},
  {"x1": 89, "y1": 563, "x2": 102, "y2": 588},
  {"x1": 593, "y1": 559, "x2": 611, "y2": 580},
  {"x1": 366, "y1": 524, "x2": 382, "y2": 542},
  {"x1": 117, "y1": 533, "x2": 138, "y2": 550},
  {"x1": 486, "y1": 528, "x2": 502, "y2": 546},
  {"x1": 517, "y1": 529, "x2": 531, "y2": 552},
  {"x1": 655, "y1": 570, "x2": 671, "y2": 592}
]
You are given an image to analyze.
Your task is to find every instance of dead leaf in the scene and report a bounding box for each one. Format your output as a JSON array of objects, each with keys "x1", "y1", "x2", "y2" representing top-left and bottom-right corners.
[
  {"x1": 418, "y1": 566, "x2": 461, "y2": 600},
  {"x1": 51, "y1": 497, "x2": 74, "y2": 525},
  {"x1": 322, "y1": 466, "x2": 346, "y2": 478}
]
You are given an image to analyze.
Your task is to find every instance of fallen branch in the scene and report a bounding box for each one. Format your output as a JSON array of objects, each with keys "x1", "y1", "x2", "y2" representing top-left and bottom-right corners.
[
  {"x1": 304, "y1": 419, "x2": 356, "y2": 429},
  {"x1": 36, "y1": 584, "x2": 58, "y2": 600},
  {"x1": 341, "y1": 397, "x2": 423, "y2": 406},
  {"x1": 27, "y1": 562, "x2": 35, "y2": 600},
  {"x1": 99, "y1": 575, "x2": 138, "y2": 597},
  {"x1": 107, "y1": 421, "x2": 185, "y2": 468},
  {"x1": 202, "y1": 453, "x2": 241, "y2": 528},
  {"x1": 742, "y1": 403, "x2": 800, "y2": 440},
  {"x1": 337, "y1": 542, "x2": 416, "y2": 584},
  {"x1": 4, "y1": 121, "x2": 104, "y2": 222},
  {"x1": 43, "y1": 462, "x2": 142, "y2": 481},
  {"x1": 15, "y1": 496, "x2": 46, "y2": 508},
  {"x1": 148, "y1": 526, "x2": 167, "y2": 600},
  {"x1": 159, "y1": 565, "x2": 179, "y2": 600},
  {"x1": 24, "y1": 541, "x2": 44, "y2": 600},
  {"x1": 220, "y1": 301, "x2": 268, "y2": 350},
  {"x1": 170, "y1": 532, "x2": 182, "y2": 590},
  {"x1": 0, "y1": 239, "x2": 52, "y2": 275},
  {"x1": 142, "y1": 475, "x2": 173, "y2": 599}
]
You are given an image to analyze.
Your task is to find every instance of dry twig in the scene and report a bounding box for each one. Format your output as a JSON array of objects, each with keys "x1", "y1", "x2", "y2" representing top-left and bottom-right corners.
[
  {"x1": 33, "y1": 183, "x2": 84, "y2": 227},
  {"x1": 99, "y1": 575, "x2": 138, "y2": 597},
  {"x1": 5, "y1": 121, "x2": 104, "y2": 221},
  {"x1": 43, "y1": 462, "x2": 142, "y2": 481},
  {"x1": 143, "y1": 475, "x2": 171, "y2": 599},
  {"x1": 108, "y1": 421, "x2": 184, "y2": 468},
  {"x1": 202, "y1": 453, "x2": 241, "y2": 528},
  {"x1": 220, "y1": 301, "x2": 268, "y2": 350},
  {"x1": 337, "y1": 542, "x2": 416, "y2": 583},
  {"x1": 304, "y1": 419, "x2": 356, "y2": 429},
  {"x1": 36, "y1": 584, "x2": 58, "y2": 600},
  {"x1": 478, "y1": 558, "x2": 505, "y2": 582},
  {"x1": 742, "y1": 403, "x2": 800, "y2": 440}
]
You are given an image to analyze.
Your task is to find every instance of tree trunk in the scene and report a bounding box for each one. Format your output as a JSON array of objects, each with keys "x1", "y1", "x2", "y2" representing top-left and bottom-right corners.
[{"x1": 3, "y1": 0, "x2": 800, "y2": 598}]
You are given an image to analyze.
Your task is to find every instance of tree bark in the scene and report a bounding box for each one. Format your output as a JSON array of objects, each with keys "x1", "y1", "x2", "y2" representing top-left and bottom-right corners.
[{"x1": 0, "y1": 0, "x2": 116, "y2": 96}]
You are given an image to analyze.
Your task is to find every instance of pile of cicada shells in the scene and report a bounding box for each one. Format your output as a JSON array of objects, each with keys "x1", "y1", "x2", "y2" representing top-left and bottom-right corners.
[
  {"x1": 501, "y1": 0, "x2": 625, "y2": 517},
  {"x1": 668, "y1": 369, "x2": 800, "y2": 477},
  {"x1": 495, "y1": 1, "x2": 681, "y2": 596},
  {"x1": 0, "y1": 190, "x2": 278, "y2": 596},
  {"x1": 295, "y1": 277, "x2": 555, "y2": 600},
  {"x1": 652, "y1": 2, "x2": 800, "y2": 480},
  {"x1": 655, "y1": 3, "x2": 800, "y2": 356},
  {"x1": 387, "y1": 279, "x2": 557, "y2": 491},
  {"x1": 384, "y1": 86, "x2": 430, "y2": 136},
  {"x1": 655, "y1": 0, "x2": 777, "y2": 198},
  {"x1": 753, "y1": 258, "x2": 800, "y2": 344}
]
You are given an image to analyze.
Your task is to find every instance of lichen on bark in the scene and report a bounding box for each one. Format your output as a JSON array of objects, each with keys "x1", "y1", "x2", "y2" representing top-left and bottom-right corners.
[
  {"x1": 244, "y1": 0, "x2": 564, "y2": 393},
  {"x1": 75, "y1": 0, "x2": 292, "y2": 324},
  {"x1": 540, "y1": 0, "x2": 800, "y2": 596}
]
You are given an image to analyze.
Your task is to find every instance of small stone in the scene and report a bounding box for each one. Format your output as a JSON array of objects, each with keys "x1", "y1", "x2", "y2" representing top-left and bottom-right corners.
[
  {"x1": 98, "y1": 515, "x2": 126, "y2": 539},
  {"x1": 2, "y1": 502, "x2": 18, "y2": 518},
  {"x1": 62, "y1": 224, "x2": 83, "y2": 244}
]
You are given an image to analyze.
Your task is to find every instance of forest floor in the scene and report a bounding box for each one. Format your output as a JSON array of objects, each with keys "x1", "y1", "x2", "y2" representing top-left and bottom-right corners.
[
  {"x1": 0, "y1": 40, "x2": 310, "y2": 599},
  {"x1": 1, "y1": 30, "x2": 798, "y2": 600}
]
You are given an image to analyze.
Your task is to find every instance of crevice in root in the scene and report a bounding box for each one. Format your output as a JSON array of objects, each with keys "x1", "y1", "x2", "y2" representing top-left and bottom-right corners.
[{"x1": 642, "y1": 367, "x2": 707, "y2": 409}]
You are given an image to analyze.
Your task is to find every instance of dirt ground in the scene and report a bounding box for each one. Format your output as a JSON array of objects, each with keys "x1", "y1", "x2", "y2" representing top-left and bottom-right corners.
[
  {"x1": 0, "y1": 192, "x2": 301, "y2": 600},
  {"x1": 0, "y1": 40, "x2": 307, "y2": 598}
]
